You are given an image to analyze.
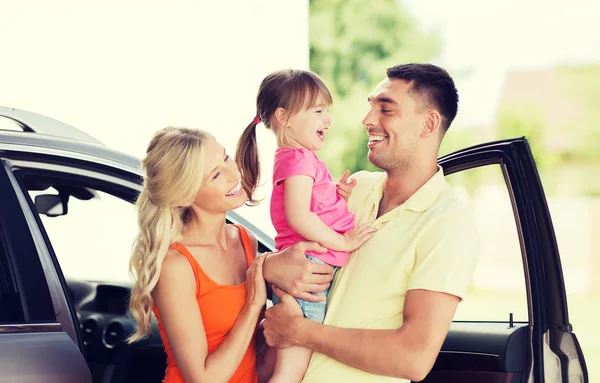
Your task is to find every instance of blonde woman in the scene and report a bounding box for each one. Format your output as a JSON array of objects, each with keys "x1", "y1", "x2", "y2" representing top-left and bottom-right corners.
[{"x1": 127, "y1": 127, "x2": 269, "y2": 383}]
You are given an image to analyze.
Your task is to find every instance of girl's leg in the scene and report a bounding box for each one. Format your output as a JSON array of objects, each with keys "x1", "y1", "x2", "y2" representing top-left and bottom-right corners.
[
  {"x1": 268, "y1": 257, "x2": 335, "y2": 382},
  {"x1": 257, "y1": 346, "x2": 277, "y2": 383},
  {"x1": 268, "y1": 346, "x2": 312, "y2": 383}
]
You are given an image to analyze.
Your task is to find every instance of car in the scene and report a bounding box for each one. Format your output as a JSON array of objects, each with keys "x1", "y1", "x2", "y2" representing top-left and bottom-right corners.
[{"x1": 0, "y1": 105, "x2": 589, "y2": 383}]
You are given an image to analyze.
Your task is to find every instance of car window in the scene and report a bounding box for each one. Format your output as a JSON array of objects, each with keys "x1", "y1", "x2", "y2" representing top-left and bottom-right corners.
[
  {"x1": 446, "y1": 164, "x2": 529, "y2": 322},
  {"x1": 17, "y1": 169, "x2": 139, "y2": 284},
  {"x1": 29, "y1": 186, "x2": 137, "y2": 283}
]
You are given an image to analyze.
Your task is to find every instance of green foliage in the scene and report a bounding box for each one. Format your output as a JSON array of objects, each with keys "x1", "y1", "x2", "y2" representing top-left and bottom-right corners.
[
  {"x1": 496, "y1": 104, "x2": 559, "y2": 172},
  {"x1": 309, "y1": 0, "x2": 440, "y2": 178}
]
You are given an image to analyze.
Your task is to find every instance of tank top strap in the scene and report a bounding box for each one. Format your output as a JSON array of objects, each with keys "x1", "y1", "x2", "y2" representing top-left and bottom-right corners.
[
  {"x1": 169, "y1": 243, "x2": 202, "y2": 294},
  {"x1": 231, "y1": 224, "x2": 255, "y2": 267}
]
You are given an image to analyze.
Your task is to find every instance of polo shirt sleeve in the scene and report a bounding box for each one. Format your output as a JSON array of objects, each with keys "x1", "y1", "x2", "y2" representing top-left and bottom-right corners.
[
  {"x1": 406, "y1": 204, "x2": 480, "y2": 300},
  {"x1": 273, "y1": 148, "x2": 317, "y2": 186}
]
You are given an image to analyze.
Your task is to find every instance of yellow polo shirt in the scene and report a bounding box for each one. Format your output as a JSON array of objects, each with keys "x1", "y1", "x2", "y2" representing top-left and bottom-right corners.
[{"x1": 303, "y1": 167, "x2": 480, "y2": 383}]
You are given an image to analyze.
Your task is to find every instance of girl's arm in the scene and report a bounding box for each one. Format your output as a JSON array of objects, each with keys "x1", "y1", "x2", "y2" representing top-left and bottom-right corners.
[
  {"x1": 284, "y1": 175, "x2": 373, "y2": 252},
  {"x1": 153, "y1": 250, "x2": 266, "y2": 383}
]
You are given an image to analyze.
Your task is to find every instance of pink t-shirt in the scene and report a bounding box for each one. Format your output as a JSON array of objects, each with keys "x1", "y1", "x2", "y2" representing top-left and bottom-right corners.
[{"x1": 270, "y1": 147, "x2": 355, "y2": 267}]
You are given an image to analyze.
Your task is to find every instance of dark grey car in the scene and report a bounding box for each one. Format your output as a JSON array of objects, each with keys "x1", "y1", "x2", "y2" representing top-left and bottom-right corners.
[{"x1": 0, "y1": 106, "x2": 589, "y2": 382}]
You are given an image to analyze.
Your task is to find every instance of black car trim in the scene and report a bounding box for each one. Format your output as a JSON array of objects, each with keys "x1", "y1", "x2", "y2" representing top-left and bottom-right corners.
[
  {"x1": 10, "y1": 160, "x2": 141, "y2": 192},
  {"x1": 0, "y1": 161, "x2": 56, "y2": 322},
  {"x1": 0, "y1": 322, "x2": 62, "y2": 334}
]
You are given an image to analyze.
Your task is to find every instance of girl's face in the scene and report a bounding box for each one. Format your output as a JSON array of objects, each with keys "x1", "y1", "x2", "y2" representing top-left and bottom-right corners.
[
  {"x1": 283, "y1": 94, "x2": 332, "y2": 151},
  {"x1": 192, "y1": 136, "x2": 247, "y2": 213}
]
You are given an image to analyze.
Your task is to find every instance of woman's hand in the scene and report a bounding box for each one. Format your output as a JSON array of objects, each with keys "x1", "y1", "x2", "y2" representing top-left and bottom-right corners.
[{"x1": 246, "y1": 254, "x2": 267, "y2": 309}]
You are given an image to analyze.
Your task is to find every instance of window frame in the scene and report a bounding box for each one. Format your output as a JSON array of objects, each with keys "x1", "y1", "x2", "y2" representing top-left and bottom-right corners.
[
  {"x1": 0, "y1": 160, "x2": 56, "y2": 326},
  {"x1": 445, "y1": 163, "x2": 529, "y2": 324}
]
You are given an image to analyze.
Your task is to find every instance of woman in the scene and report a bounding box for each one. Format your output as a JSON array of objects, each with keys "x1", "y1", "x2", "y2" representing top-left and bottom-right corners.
[{"x1": 127, "y1": 127, "x2": 267, "y2": 383}]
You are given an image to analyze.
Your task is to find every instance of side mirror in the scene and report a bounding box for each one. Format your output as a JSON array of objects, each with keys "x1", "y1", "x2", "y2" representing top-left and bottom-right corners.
[{"x1": 35, "y1": 194, "x2": 68, "y2": 217}]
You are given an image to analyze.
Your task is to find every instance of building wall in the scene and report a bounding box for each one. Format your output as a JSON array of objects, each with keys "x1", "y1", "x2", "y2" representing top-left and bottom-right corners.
[{"x1": 0, "y1": 0, "x2": 308, "y2": 236}]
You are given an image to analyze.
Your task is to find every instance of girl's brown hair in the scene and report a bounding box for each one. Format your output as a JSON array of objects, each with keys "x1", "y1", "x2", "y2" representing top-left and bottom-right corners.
[{"x1": 235, "y1": 69, "x2": 333, "y2": 205}]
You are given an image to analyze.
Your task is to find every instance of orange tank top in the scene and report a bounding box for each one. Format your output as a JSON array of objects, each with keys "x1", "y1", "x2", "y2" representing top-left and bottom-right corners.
[{"x1": 152, "y1": 224, "x2": 258, "y2": 383}]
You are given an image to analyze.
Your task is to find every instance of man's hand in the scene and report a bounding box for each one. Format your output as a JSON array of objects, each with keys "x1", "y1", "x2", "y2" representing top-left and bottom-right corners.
[
  {"x1": 336, "y1": 170, "x2": 357, "y2": 202},
  {"x1": 263, "y1": 241, "x2": 333, "y2": 302},
  {"x1": 263, "y1": 286, "x2": 304, "y2": 349}
]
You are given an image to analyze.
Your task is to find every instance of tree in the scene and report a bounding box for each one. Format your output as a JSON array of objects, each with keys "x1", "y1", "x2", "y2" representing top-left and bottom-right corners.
[{"x1": 309, "y1": 0, "x2": 440, "y2": 177}]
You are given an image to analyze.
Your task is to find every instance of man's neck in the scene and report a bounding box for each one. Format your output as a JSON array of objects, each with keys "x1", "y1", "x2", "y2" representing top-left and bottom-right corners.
[{"x1": 378, "y1": 161, "x2": 438, "y2": 218}]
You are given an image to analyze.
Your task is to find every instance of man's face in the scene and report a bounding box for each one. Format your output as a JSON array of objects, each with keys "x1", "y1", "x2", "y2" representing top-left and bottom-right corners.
[{"x1": 363, "y1": 78, "x2": 426, "y2": 172}]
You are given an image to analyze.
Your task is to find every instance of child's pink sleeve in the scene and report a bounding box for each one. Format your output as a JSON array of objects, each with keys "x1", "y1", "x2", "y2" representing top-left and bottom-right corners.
[{"x1": 273, "y1": 149, "x2": 317, "y2": 186}]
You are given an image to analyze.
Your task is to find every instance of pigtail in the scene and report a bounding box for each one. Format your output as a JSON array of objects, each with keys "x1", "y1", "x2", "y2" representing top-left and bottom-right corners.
[{"x1": 235, "y1": 119, "x2": 261, "y2": 205}]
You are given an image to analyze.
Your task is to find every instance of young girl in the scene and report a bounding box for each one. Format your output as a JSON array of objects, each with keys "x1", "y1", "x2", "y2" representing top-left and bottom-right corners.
[{"x1": 236, "y1": 69, "x2": 375, "y2": 382}]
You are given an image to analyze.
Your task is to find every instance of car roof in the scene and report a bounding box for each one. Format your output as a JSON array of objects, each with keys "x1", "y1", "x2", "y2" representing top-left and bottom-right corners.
[
  {"x1": 0, "y1": 106, "x2": 141, "y2": 174},
  {"x1": 0, "y1": 106, "x2": 275, "y2": 249}
]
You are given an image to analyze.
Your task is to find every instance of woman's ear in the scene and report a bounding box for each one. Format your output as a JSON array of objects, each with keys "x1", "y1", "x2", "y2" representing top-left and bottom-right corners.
[{"x1": 274, "y1": 107, "x2": 288, "y2": 127}]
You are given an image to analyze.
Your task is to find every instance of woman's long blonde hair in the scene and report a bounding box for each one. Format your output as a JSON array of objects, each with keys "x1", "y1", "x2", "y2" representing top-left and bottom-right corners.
[{"x1": 127, "y1": 127, "x2": 211, "y2": 343}]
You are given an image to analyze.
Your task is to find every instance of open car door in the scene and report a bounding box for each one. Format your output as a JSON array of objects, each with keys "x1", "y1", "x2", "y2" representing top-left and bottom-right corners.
[
  {"x1": 0, "y1": 159, "x2": 92, "y2": 382},
  {"x1": 418, "y1": 137, "x2": 588, "y2": 383}
]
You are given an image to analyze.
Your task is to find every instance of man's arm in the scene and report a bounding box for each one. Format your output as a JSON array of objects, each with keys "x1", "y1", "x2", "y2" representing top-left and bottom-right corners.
[
  {"x1": 262, "y1": 241, "x2": 334, "y2": 302},
  {"x1": 264, "y1": 203, "x2": 479, "y2": 380},
  {"x1": 264, "y1": 287, "x2": 458, "y2": 382}
]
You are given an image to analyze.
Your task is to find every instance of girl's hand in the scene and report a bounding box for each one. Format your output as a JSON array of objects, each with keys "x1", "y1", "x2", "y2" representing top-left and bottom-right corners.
[
  {"x1": 246, "y1": 254, "x2": 267, "y2": 309},
  {"x1": 336, "y1": 170, "x2": 357, "y2": 202},
  {"x1": 343, "y1": 222, "x2": 376, "y2": 251}
]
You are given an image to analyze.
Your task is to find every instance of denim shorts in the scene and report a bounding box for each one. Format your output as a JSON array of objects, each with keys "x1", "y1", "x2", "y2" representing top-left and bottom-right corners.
[{"x1": 271, "y1": 255, "x2": 339, "y2": 324}]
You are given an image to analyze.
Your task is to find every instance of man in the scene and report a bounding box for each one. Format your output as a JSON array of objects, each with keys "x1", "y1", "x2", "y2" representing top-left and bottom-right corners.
[{"x1": 262, "y1": 63, "x2": 480, "y2": 382}]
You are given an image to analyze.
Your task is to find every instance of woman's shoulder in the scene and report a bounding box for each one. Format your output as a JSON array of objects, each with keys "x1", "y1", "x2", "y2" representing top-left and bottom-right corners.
[
  {"x1": 161, "y1": 248, "x2": 196, "y2": 278},
  {"x1": 153, "y1": 248, "x2": 197, "y2": 298},
  {"x1": 229, "y1": 224, "x2": 258, "y2": 259}
]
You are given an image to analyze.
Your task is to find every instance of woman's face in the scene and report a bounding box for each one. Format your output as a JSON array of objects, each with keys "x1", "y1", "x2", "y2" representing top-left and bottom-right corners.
[{"x1": 192, "y1": 136, "x2": 247, "y2": 213}]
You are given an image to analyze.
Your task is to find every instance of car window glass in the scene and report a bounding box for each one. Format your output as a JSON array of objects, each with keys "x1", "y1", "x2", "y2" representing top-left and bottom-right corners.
[
  {"x1": 446, "y1": 164, "x2": 529, "y2": 322},
  {"x1": 28, "y1": 186, "x2": 137, "y2": 283}
]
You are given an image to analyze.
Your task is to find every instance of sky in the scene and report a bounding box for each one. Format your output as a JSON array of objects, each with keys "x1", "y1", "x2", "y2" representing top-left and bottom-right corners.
[{"x1": 403, "y1": 0, "x2": 600, "y2": 128}]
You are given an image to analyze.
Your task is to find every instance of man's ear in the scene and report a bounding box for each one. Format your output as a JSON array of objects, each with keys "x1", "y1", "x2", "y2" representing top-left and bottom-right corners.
[
  {"x1": 274, "y1": 107, "x2": 288, "y2": 127},
  {"x1": 421, "y1": 109, "x2": 442, "y2": 138}
]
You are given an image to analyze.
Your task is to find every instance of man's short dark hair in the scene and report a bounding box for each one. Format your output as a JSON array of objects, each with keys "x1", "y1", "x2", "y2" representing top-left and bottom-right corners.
[{"x1": 387, "y1": 63, "x2": 458, "y2": 132}]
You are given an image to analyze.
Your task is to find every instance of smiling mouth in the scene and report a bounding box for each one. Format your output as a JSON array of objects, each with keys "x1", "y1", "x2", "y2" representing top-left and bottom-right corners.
[
  {"x1": 368, "y1": 134, "x2": 388, "y2": 146},
  {"x1": 225, "y1": 179, "x2": 242, "y2": 197},
  {"x1": 317, "y1": 128, "x2": 328, "y2": 141}
]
